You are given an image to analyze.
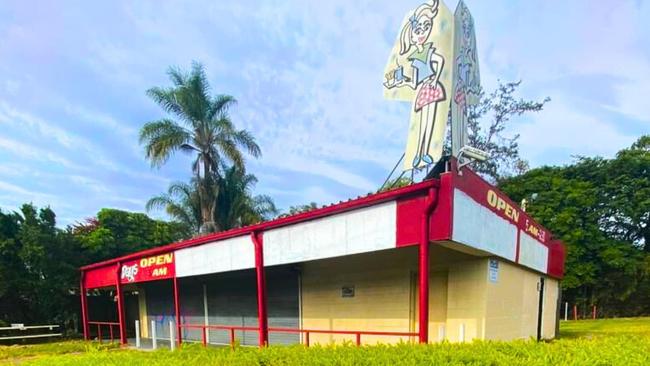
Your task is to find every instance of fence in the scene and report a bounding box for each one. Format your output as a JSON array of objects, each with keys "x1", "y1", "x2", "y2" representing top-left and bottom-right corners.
[
  {"x1": 563, "y1": 302, "x2": 598, "y2": 321},
  {"x1": 88, "y1": 321, "x2": 120, "y2": 343},
  {"x1": 0, "y1": 324, "x2": 62, "y2": 342},
  {"x1": 179, "y1": 324, "x2": 418, "y2": 347}
]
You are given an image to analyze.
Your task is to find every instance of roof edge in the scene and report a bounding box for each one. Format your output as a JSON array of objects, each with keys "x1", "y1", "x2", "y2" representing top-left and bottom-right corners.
[{"x1": 81, "y1": 179, "x2": 439, "y2": 271}]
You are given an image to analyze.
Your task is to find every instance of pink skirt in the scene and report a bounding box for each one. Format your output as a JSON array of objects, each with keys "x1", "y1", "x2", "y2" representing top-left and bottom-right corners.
[{"x1": 415, "y1": 81, "x2": 446, "y2": 111}]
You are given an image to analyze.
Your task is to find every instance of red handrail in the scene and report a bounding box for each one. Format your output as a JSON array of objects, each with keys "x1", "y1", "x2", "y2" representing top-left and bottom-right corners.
[
  {"x1": 88, "y1": 321, "x2": 120, "y2": 343},
  {"x1": 179, "y1": 324, "x2": 417, "y2": 347}
]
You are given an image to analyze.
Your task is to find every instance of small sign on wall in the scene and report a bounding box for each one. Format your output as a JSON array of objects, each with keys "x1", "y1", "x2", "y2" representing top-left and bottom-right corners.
[
  {"x1": 488, "y1": 259, "x2": 499, "y2": 283},
  {"x1": 341, "y1": 286, "x2": 355, "y2": 298}
]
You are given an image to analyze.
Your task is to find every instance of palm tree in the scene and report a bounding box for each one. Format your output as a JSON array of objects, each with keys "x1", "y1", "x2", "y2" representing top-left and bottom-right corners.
[
  {"x1": 140, "y1": 62, "x2": 260, "y2": 233},
  {"x1": 146, "y1": 169, "x2": 277, "y2": 235},
  {"x1": 214, "y1": 166, "x2": 278, "y2": 230},
  {"x1": 145, "y1": 179, "x2": 204, "y2": 234}
]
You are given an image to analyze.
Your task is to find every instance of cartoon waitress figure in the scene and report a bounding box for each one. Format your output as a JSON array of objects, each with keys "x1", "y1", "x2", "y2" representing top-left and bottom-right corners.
[
  {"x1": 385, "y1": 1, "x2": 446, "y2": 168},
  {"x1": 451, "y1": 0, "x2": 480, "y2": 158}
]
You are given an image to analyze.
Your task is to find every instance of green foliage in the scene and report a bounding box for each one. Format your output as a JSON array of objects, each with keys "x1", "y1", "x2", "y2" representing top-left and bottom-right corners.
[
  {"x1": 146, "y1": 180, "x2": 203, "y2": 234},
  {"x1": 378, "y1": 177, "x2": 413, "y2": 193},
  {"x1": 499, "y1": 135, "x2": 650, "y2": 316},
  {"x1": 140, "y1": 62, "x2": 261, "y2": 233},
  {"x1": 146, "y1": 167, "x2": 278, "y2": 235},
  {"x1": 74, "y1": 208, "x2": 190, "y2": 263},
  {"x1": 214, "y1": 166, "x2": 278, "y2": 231},
  {"x1": 285, "y1": 202, "x2": 320, "y2": 216},
  {"x1": 0, "y1": 205, "x2": 81, "y2": 327},
  {"x1": 0, "y1": 205, "x2": 187, "y2": 328},
  {"x1": 5, "y1": 318, "x2": 650, "y2": 365},
  {"x1": 0, "y1": 341, "x2": 118, "y2": 362},
  {"x1": 444, "y1": 80, "x2": 549, "y2": 183}
]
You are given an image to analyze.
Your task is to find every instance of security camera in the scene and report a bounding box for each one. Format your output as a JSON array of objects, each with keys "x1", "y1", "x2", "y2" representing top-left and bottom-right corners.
[{"x1": 459, "y1": 146, "x2": 489, "y2": 162}]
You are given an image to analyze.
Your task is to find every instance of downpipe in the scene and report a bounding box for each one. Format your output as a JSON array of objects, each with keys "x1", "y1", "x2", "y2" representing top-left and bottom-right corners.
[{"x1": 419, "y1": 187, "x2": 438, "y2": 344}]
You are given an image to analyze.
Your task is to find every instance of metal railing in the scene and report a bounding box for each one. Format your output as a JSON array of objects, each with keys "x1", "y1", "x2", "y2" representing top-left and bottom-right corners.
[
  {"x1": 88, "y1": 321, "x2": 120, "y2": 343},
  {"x1": 179, "y1": 324, "x2": 417, "y2": 347},
  {"x1": 0, "y1": 324, "x2": 62, "y2": 341}
]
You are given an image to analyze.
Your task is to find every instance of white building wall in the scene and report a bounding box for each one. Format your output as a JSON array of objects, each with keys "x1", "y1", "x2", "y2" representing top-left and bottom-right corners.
[
  {"x1": 518, "y1": 232, "x2": 549, "y2": 273},
  {"x1": 452, "y1": 189, "x2": 517, "y2": 261},
  {"x1": 264, "y1": 201, "x2": 397, "y2": 266},
  {"x1": 175, "y1": 236, "x2": 255, "y2": 277}
]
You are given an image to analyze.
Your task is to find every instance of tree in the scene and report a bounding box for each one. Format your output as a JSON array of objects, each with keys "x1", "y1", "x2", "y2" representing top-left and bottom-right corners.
[
  {"x1": 601, "y1": 136, "x2": 650, "y2": 250},
  {"x1": 214, "y1": 166, "x2": 278, "y2": 230},
  {"x1": 0, "y1": 204, "x2": 82, "y2": 327},
  {"x1": 75, "y1": 208, "x2": 189, "y2": 262},
  {"x1": 285, "y1": 202, "x2": 320, "y2": 216},
  {"x1": 499, "y1": 135, "x2": 650, "y2": 316},
  {"x1": 146, "y1": 179, "x2": 203, "y2": 234},
  {"x1": 146, "y1": 167, "x2": 277, "y2": 234},
  {"x1": 447, "y1": 80, "x2": 549, "y2": 183},
  {"x1": 140, "y1": 62, "x2": 261, "y2": 233}
]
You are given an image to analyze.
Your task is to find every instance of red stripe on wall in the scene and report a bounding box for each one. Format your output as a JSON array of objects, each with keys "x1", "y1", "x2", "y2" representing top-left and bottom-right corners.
[
  {"x1": 396, "y1": 196, "x2": 426, "y2": 247},
  {"x1": 547, "y1": 239, "x2": 566, "y2": 278},
  {"x1": 84, "y1": 264, "x2": 116, "y2": 289},
  {"x1": 515, "y1": 230, "x2": 521, "y2": 263},
  {"x1": 429, "y1": 171, "x2": 453, "y2": 241}
]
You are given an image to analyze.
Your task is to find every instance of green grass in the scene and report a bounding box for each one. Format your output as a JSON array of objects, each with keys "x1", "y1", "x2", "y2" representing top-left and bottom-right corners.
[
  {"x1": 560, "y1": 317, "x2": 650, "y2": 339},
  {"x1": 1, "y1": 318, "x2": 649, "y2": 365},
  {"x1": 0, "y1": 341, "x2": 118, "y2": 363}
]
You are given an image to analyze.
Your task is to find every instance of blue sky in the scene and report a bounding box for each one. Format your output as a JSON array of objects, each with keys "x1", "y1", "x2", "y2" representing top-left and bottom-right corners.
[{"x1": 0, "y1": 0, "x2": 648, "y2": 226}]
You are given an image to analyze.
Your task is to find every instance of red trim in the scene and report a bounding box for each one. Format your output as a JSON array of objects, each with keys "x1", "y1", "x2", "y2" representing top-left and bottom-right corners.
[
  {"x1": 173, "y1": 276, "x2": 182, "y2": 346},
  {"x1": 449, "y1": 158, "x2": 566, "y2": 278},
  {"x1": 80, "y1": 273, "x2": 89, "y2": 340},
  {"x1": 418, "y1": 187, "x2": 437, "y2": 344},
  {"x1": 252, "y1": 231, "x2": 269, "y2": 346},
  {"x1": 119, "y1": 252, "x2": 175, "y2": 284},
  {"x1": 180, "y1": 323, "x2": 417, "y2": 346},
  {"x1": 88, "y1": 321, "x2": 120, "y2": 343},
  {"x1": 429, "y1": 171, "x2": 453, "y2": 241},
  {"x1": 115, "y1": 263, "x2": 127, "y2": 345},
  {"x1": 396, "y1": 196, "x2": 427, "y2": 247},
  {"x1": 546, "y1": 239, "x2": 566, "y2": 278},
  {"x1": 452, "y1": 161, "x2": 549, "y2": 244},
  {"x1": 84, "y1": 264, "x2": 116, "y2": 289},
  {"x1": 515, "y1": 229, "x2": 521, "y2": 263},
  {"x1": 80, "y1": 180, "x2": 438, "y2": 271}
]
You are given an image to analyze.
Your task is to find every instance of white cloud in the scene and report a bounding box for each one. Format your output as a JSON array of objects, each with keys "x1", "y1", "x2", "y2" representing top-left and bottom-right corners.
[
  {"x1": 0, "y1": 136, "x2": 82, "y2": 169},
  {"x1": 517, "y1": 95, "x2": 637, "y2": 165}
]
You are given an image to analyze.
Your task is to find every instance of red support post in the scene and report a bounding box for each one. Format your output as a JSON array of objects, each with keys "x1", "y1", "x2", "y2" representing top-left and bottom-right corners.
[
  {"x1": 201, "y1": 327, "x2": 207, "y2": 347},
  {"x1": 356, "y1": 333, "x2": 361, "y2": 346},
  {"x1": 173, "y1": 276, "x2": 182, "y2": 346},
  {"x1": 109, "y1": 325, "x2": 114, "y2": 342},
  {"x1": 79, "y1": 271, "x2": 89, "y2": 340},
  {"x1": 418, "y1": 188, "x2": 437, "y2": 344},
  {"x1": 97, "y1": 324, "x2": 102, "y2": 343},
  {"x1": 305, "y1": 331, "x2": 310, "y2": 347},
  {"x1": 115, "y1": 263, "x2": 127, "y2": 345},
  {"x1": 252, "y1": 231, "x2": 269, "y2": 347},
  {"x1": 230, "y1": 328, "x2": 235, "y2": 348}
]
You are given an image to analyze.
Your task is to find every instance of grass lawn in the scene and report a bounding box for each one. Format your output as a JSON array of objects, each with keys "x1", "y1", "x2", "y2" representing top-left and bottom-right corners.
[{"x1": 1, "y1": 318, "x2": 649, "y2": 365}]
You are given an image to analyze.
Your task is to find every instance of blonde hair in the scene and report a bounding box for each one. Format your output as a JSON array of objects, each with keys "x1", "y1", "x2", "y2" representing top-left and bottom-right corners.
[{"x1": 399, "y1": 0, "x2": 439, "y2": 55}]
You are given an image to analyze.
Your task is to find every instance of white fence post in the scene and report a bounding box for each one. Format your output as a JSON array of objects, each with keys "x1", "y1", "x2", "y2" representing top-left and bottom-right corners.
[
  {"x1": 564, "y1": 302, "x2": 569, "y2": 321},
  {"x1": 169, "y1": 320, "x2": 175, "y2": 351},
  {"x1": 135, "y1": 321, "x2": 140, "y2": 348},
  {"x1": 203, "y1": 284, "x2": 210, "y2": 344},
  {"x1": 438, "y1": 324, "x2": 445, "y2": 342},
  {"x1": 459, "y1": 323, "x2": 465, "y2": 343},
  {"x1": 151, "y1": 320, "x2": 157, "y2": 350}
]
